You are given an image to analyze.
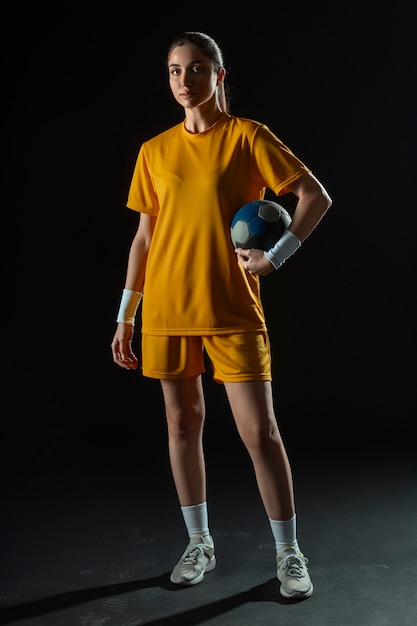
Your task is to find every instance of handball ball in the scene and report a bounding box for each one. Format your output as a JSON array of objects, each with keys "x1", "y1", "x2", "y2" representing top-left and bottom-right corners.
[{"x1": 230, "y1": 200, "x2": 292, "y2": 250}]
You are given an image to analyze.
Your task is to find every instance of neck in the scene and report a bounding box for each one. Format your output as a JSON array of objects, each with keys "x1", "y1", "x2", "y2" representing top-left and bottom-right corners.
[{"x1": 184, "y1": 106, "x2": 224, "y2": 134}]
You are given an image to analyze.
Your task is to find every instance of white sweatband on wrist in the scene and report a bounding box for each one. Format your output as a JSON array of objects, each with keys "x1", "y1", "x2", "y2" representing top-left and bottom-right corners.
[
  {"x1": 264, "y1": 230, "x2": 301, "y2": 270},
  {"x1": 116, "y1": 289, "x2": 142, "y2": 325}
]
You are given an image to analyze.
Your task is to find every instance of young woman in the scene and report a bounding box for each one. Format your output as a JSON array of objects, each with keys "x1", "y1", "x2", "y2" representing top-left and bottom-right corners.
[{"x1": 111, "y1": 31, "x2": 332, "y2": 599}]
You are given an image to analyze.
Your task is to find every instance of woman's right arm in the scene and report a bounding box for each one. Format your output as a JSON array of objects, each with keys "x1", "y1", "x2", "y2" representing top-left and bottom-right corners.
[
  {"x1": 111, "y1": 213, "x2": 156, "y2": 369},
  {"x1": 124, "y1": 212, "x2": 156, "y2": 293}
]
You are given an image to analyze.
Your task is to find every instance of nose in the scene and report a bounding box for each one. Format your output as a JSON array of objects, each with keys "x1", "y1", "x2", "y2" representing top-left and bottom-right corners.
[{"x1": 181, "y1": 71, "x2": 193, "y2": 87}]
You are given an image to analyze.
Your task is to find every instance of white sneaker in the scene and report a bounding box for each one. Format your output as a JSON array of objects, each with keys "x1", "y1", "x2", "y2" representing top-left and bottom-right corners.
[
  {"x1": 276, "y1": 553, "x2": 313, "y2": 599},
  {"x1": 170, "y1": 535, "x2": 216, "y2": 586}
]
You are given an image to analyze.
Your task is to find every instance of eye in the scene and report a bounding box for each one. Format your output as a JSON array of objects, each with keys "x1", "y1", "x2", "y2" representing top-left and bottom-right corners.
[{"x1": 191, "y1": 65, "x2": 204, "y2": 73}]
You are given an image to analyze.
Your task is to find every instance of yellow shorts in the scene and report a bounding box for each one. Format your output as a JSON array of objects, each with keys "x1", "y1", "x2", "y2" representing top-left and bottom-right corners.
[{"x1": 141, "y1": 332, "x2": 272, "y2": 383}]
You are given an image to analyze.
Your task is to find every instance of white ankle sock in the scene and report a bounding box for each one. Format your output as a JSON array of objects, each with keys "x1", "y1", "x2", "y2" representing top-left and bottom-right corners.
[
  {"x1": 268, "y1": 514, "x2": 300, "y2": 555},
  {"x1": 181, "y1": 502, "x2": 211, "y2": 541}
]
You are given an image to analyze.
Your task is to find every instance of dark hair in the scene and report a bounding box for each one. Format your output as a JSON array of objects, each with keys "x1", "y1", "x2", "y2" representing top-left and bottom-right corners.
[{"x1": 167, "y1": 31, "x2": 231, "y2": 114}]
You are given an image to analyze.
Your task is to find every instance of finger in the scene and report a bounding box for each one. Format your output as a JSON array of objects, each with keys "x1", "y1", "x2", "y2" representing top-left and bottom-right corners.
[
  {"x1": 116, "y1": 354, "x2": 138, "y2": 370},
  {"x1": 122, "y1": 349, "x2": 139, "y2": 367},
  {"x1": 112, "y1": 342, "x2": 133, "y2": 366},
  {"x1": 235, "y1": 248, "x2": 249, "y2": 261}
]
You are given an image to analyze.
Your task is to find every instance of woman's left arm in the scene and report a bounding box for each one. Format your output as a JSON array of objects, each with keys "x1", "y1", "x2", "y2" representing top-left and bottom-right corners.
[
  {"x1": 286, "y1": 172, "x2": 332, "y2": 243},
  {"x1": 235, "y1": 173, "x2": 332, "y2": 276}
]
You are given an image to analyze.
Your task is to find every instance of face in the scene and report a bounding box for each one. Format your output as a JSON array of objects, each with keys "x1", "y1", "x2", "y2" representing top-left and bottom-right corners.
[{"x1": 168, "y1": 43, "x2": 224, "y2": 110}]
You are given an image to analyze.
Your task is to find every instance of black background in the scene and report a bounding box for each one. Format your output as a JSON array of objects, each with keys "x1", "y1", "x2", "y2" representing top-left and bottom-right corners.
[{"x1": 1, "y1": 2, "x2": 414, "y2": 481}]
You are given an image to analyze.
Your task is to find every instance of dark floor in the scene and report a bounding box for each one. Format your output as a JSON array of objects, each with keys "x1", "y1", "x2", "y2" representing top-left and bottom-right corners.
[{"x1": 0, "y1": 444, "x2": 416, "y2": 626}]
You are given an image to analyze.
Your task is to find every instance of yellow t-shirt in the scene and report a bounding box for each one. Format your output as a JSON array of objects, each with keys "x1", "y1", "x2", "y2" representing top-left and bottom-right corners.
[{"x1": 127, "y1": 113, "x2": 310, "y2": 336}]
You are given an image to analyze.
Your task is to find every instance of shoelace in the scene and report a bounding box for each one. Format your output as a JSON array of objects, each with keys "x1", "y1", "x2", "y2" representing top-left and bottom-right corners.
[
  {"x1": 182, "y1": 545, "x2": 207, "y2": 565},
  {"x1": 280, "y1": 555, "x2": 308, "y2": 578}
]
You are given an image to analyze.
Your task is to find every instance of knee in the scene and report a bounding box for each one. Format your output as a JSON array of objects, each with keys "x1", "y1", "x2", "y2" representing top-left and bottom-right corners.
[
  {"x1": 166, "y1": 409, "x2": 205, "y2": 439},
  {"x1": 240, "y1": 423, "x2": 280, "y2": 455}
]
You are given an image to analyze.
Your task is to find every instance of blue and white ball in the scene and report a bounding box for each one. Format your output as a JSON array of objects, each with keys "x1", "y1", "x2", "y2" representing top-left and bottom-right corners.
[{"x1": 230, "y1": 200, "x2": 292, "y2": 250}]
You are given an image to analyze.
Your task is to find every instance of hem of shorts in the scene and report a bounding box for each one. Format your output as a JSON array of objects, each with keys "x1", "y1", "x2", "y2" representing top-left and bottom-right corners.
[
  {"x1": 141, "y1": 369, "x2": 271, "y2": 382},
  {"x1": 215, "y1": 374, "x2": 272, "y2": 383},
  {"x1": 141, "y1": 367, "x2": 206, "y2": 380}
]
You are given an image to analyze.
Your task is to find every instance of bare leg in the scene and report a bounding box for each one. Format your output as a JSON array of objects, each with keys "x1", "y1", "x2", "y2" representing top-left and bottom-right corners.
[
  {"x1": 160, "y1": 376, "x2": 206, "y2": 507},
  {"x1": 224, "y1": 380, "x2": 295, "y2": 521}
]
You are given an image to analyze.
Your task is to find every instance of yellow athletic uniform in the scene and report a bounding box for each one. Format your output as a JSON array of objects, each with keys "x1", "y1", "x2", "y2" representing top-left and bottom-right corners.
[{"x1": 127, "y1": 113, "x2": 310, "y2": 338}]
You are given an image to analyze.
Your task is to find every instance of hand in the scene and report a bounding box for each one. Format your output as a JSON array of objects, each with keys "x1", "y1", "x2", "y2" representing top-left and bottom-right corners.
[
  {"x1": 235, "y1": 248, "x2": 275, "y2": 276},
  {"x1": 111, "y1": 323, "x2": 139, "y2": 370}
]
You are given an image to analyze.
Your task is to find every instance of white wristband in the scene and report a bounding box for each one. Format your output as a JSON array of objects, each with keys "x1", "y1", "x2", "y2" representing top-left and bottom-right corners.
[
  {"x1": 264, "y1": 230, "x2": 301, "y2": 270},
  {"x1": 116, "y1": 289, "x2": 142, "y2": 325}
]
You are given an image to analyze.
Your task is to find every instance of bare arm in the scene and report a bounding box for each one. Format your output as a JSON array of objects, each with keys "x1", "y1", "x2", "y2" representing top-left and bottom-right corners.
[
  {"x1": 235, "y1": 173, "x2": 332, "y2": 276},
  {"x1": 111, "y1": 213, "x2": 156, "y2": 369},
  {"x1": 285, "y1": 172, "x2": 332, "y2": 243},
  {"x1": 124, "y1": 212, "x2": 157, "y2": 292}
]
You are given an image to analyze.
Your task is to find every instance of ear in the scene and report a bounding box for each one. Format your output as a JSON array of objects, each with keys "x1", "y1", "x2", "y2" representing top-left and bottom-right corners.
[{"x1": 217, "y1": 68, "x2": 226, "y2": 85}]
